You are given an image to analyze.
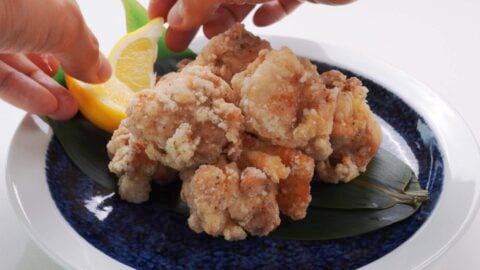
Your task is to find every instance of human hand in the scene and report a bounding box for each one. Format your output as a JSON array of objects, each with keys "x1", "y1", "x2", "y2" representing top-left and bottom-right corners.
[
  {"x1": 149, "y1": 0, "x2": 353, "y2": 52},
  {"x1": 0, "y1": 0, "x2": 111, "y2": 120}
]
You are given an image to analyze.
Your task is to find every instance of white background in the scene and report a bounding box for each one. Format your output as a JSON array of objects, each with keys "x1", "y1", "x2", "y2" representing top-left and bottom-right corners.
[{"x1": 1, "y1": 0, "x2": 479, "y2": 269}]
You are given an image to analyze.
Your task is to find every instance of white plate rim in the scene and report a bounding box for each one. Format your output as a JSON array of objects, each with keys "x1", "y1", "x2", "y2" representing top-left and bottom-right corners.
[{"x1": 6, "y1": 36, "x2": 480, "y2": 270}]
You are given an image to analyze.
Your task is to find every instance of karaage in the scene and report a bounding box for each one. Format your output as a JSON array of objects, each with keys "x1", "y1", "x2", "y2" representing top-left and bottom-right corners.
[
  {"x1": 108, "y1": 65, "x2": 244, "y2": 202},
  {"x1": 316, "y1": 70, "x2": 382, "y2": 183},
  {"x1": 233, "y1": 47, "x2": 338, "y2": 161},
  {"x1": 192, "y1": 23, "x2": 271, "y2": 83},
  {"x1": 181, "y1": 162, "x2": 280, "y2": 241},
  {"x1": 107, "y1": 24, "x2": 382, "y2": 240}
]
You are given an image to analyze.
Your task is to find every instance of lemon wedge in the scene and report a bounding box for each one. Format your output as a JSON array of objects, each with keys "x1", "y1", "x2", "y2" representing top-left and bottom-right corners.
[{"x1": 66, "y1": 18, "x2": 164, "y2": 133}]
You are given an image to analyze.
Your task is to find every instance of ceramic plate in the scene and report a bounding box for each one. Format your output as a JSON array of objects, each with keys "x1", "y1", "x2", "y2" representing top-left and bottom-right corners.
[{"x1": 6, "y1": 37, "x2": 480, "y2": 270}]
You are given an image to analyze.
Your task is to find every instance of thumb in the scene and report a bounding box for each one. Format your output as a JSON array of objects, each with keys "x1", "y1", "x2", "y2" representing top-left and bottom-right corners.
[
  {"x1": 168, "y1": 0, "x2": 221, "y2": 31},
  {"x1": 53, "y1": 27, "x2": 111, "y2": 84}
]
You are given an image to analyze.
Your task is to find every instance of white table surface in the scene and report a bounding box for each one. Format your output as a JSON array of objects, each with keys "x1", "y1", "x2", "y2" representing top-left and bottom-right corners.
[{"x1": 1, "y1": 0, "x2": 479, "y2": 269}]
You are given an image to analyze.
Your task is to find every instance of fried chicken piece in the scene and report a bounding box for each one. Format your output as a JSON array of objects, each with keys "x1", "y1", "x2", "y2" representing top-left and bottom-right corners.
[
  {"x1": 233, "y1": 47, "x2": 338, "y2": 160},
  {"x1": 108, "y1": 24, "x2": 382, "y2": 237},
  {"x1": 242, "y1": 136, "x2": 314, "y2": 220},
  {"x1": 108, "y1": 65, "x2": 245, "y2": 202},
  {"x1": 316, "y1": 70, "x2": 382, "y2": 183},
  {"x1": 275, "y1": 149, "x2": 314, "y2": 220},
  {"x1": 192, "y1": 23, "x2": 271, "y2": 83},
  {"x1": 180, "y1": 162, "x2": 280, "y2": 240},
  {"x1": 107, "y1": 125, "x2": 175, "y2": 203},
  {"x1": 239, "y1": 150, "x2": 290, "y2": 184},
  {"x1": 126, "y1": 65, "x2": 243, "y2": 170}
]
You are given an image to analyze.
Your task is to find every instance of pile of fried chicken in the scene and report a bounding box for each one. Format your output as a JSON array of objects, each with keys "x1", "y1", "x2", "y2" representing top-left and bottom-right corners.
[{"x1": 107, "y1": 24, "x2": 382, "y2": 241}]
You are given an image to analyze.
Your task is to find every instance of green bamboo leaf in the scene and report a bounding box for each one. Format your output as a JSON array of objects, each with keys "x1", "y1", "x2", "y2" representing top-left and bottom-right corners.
[
  {"x1": 53, "y1": 67, "x2": 65, "y2": 86},
  {"x1": 121, "y1": 0, "x2": 196, "y2": 60},
  {"x1": 310, "y1": 181, "x2": 397, "y2": 210},
  {"x1": 121, "y1": 0, "x2": 149, "y2": 33},
  {"x1": 405, "y1": 177, "x2": 429, "y2": 200},
  {"x1": 270, "y1": 204, "x2": 417, "y2": 240},
  {"x1": 311, "y1": 149, "x2": 428, "y2": 210},
  {"x1": 43, "y1": 115, "x2": 117, "y2": 190},
  {"x1": 361, "y1": 148, "x2": 414, "y2": 191},
  {"x1": 150, "y1": 181, "x2": 189, "y2": 214},
  {"x1": 272, "y1": 171, "x2": 428, "y2": 240},
  {"x1": 154, "y1": 55, "x2": 195, "y2": 76}
]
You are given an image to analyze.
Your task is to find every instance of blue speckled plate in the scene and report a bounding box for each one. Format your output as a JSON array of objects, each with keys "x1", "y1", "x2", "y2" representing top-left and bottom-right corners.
[{"x1": 7, "y1": 37, "x2": 480, "y2": 270}]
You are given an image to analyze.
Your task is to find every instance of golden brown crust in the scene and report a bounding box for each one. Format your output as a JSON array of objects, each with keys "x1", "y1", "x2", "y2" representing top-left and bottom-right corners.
[
  {"x1": 107, "y1": 24, "x2": 382, "y2": 239},
  {"x1": 316, "y1": 70, "x2": 382, "y2": 183},
  {"x1": 180, "y1": 163, "x2": 280, "y2": 240},
  {"x1": 107, "y1": 66, "x2": 245, "y2": 203},
  {"x1": 193, "y1": 23, "x2": 271, "y2": 83},
  {"x1": 233, "y1": 47, "x2": 338, "y2": 159},
  {"x1": 107, "y1": 125, "x2": 171, "y2": 203},
  {"x1": 125, "y1": 65, "x2": 244, "y2": 170},
  {"x1": 241, "y1": 136, "x2": 314, "y2": 220}
]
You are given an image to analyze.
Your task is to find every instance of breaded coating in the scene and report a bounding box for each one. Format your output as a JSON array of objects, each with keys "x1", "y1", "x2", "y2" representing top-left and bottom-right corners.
[
  {"x1": 107, "y1": 125, "x2": 172, "y2": 203},
  {"x1": 193, "y1": 23, "x2": 271, "y2": 83},
  {"x1": 233, "y1": 47, "x2": 338, "y2": 160},
  {"x1": 106, "y1": 24, "x2": 383, "y2": 238},
  {"x1": 181, "y1": 163, "x2": 280, "y2": 240},
  {"x1": 242, "y1": 136, "x2": 314, "y2": 220},
  {"x1": 125, "y1": 65, "x2": 244, "y2": 170},
  {"x1": 240, "y1": 150, "x2": 290, "y2": 184},
  {"x1": 108, "y1": 65, "x2": 245, "y2": 202},
  {"x1": 316, "y1": 70, "x2": 382, "y2": 183}
]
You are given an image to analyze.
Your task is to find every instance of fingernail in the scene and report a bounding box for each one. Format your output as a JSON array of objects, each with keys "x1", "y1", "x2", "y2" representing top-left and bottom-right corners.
[
  {"x1": 168, "y1": 2, "x2": 184, "y2": 28},
  {"x1": 27, "y1": 53, "x2": 60, "y2": 77},
  {"x1": 96, "y1": 54, "x2": 112, "y2": 82}
]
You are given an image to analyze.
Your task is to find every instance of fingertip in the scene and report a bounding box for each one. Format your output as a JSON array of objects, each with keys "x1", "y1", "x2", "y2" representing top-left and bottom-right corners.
[
  {"x1": 60, "y1": 51, "x2": 111, "y2": 84},
  {"x1": 254, "y1": 0, "x2": 303, "y2": 27},
  {"x1": 253, "y1": 3, "x2": 280, "y2": 26},
  {"x1": 165, "y1": 28, "x2": 199, "y2": 52},
  {"x1": 148, "y1": 0, "x2": 160, "y2": 19},
  {"x1": 48, "y1": 90, "x2": 79, "y2": 120},
  {"x1": 148, "y1": 0, "x2": 176, "y2": 19},
  {"x1": 166, "y1": 2, "x2": 184, "y2": 28},
  {"x1": 53, "y1": 24, "x2": 111, "y2": 84},
  {"x1": 167, "y1": 0, "x2": 220, "y2": 31},
  {"x1": 95, "y1": 54, "x2": 112, "y2": 83},
  {"x1": 315, "y1": 0, "x2": 354, "y2": 5},
  {"x1": 203, "y1": 8, "x2": 236, "y2": 38}
]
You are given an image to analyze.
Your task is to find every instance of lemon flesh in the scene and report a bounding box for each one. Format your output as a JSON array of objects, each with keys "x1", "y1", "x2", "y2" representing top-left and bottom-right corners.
[{"x1": 115, "y1": 38, "x2": 156, "y2": 91}]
